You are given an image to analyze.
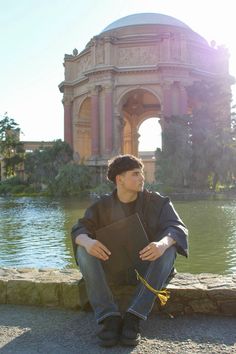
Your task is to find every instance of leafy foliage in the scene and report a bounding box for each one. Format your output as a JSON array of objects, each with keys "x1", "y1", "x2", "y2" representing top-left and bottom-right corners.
[
  {"x1": 24, "y1": 139, "x2": 73, "y2": 186},
  {"x1": 156, "y1": 79, "x2": 236, "y2": 191},
  {"x1": 0, "y1": 113, "x2": 25, "y2": 178},
  {"x1": 155, "y1": 116, "x2": 192, "y2": 188},
  {"x1": 50, "y1": 163, "x2": 92, "y2": 196},
  {"x1": 188, "y1": 80, "x2": 236, "y2": 190}
]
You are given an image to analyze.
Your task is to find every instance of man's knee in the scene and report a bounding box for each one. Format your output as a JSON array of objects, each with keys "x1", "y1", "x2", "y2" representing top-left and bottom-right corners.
[
  {"x1": 154, "y1": 245, "x2": 176, "y2": 270},
  {"x1": 76, "y1": 245, "x2": 86, "y2": 258},
  {"x1": 76, "y1": 245, "x2": 85, "y2": 262},
  {"x1": 161, "y1": 244, "x2": 176, "y2": 260},
  {"x1": 76, "y1": 245, "x2": 103, "y2": 273},
  {"x1": 76, "y1": 246, "x2": 93, "y2": 268}
]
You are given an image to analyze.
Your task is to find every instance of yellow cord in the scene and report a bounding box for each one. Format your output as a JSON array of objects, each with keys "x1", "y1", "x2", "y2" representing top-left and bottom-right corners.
[{"x1": 135, "y1": 269, "x2": 170, "y2": 306}]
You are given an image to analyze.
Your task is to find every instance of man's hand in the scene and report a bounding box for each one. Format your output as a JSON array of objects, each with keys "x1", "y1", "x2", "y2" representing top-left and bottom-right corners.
[
  {"x1": 139, "y1": 236, "x2": 176, "y2": 261},
  {"x1": 75, "y1": 234, "x2": 111, "y2": 261},
  {"x1": 84, "y1": 239, "x2": 111, "y2": 261}
]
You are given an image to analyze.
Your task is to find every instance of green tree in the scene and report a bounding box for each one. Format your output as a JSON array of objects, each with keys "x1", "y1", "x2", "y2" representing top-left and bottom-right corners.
[
  {"x1": 24, "y1": 139, "x2": 73, "y2": 187},
  {"x1": 51, "y1": 163, "x2": 92, "y2": 196},
  {"x1": 155, "y1": 116, "x2": 192, "y2": 189},
  {"x1": 0, "y1": 113, "x2": 24, "y2": 178},
  {"x1": 187, "y1": 79, "x2": 235, "y2": 190},
  {"x1": 156, "y1": 79, "x2": 235, "y2": 192}
]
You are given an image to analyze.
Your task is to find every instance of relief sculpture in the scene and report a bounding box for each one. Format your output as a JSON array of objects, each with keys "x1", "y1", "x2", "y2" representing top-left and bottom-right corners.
[
  {"x1": 118, "y1": 46, "x2": 160, "y2": 66},
  {"x1": 77, "y1": 54, "x2": 92, "y2": 76},
  {"x1": 96, "y1": 42, "x2": 104, "y2": 64}
]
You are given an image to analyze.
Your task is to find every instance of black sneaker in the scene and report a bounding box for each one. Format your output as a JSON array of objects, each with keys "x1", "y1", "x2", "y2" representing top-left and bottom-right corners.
[
  {"x1": 97, "y1": 316, "x2": 122, "y2": 347},
  {"x1": 121, "y1": 312, "x2": 141, "y2": 346}
]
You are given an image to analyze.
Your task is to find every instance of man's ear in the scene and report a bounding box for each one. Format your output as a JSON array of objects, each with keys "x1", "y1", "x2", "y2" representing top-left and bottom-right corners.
[{"x1": 116, "y1": 174, "x2": 122, "y2": 185}]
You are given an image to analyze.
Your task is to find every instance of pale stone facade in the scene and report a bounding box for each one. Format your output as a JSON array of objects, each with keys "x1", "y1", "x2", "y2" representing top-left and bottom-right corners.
[{"x1": 59, "y1": 13, "x2": 232, "y2": 181}]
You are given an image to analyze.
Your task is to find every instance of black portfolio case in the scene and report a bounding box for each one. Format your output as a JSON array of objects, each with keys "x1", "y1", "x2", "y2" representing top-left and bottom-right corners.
[{"x1": 95, "y1": 213, "x2": 149, "y2": 274}]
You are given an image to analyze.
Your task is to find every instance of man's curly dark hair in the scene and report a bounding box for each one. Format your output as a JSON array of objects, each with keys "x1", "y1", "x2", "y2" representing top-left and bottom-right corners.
[{"x1": 107, "y1": 154, "x2": 144, "y2": 184}]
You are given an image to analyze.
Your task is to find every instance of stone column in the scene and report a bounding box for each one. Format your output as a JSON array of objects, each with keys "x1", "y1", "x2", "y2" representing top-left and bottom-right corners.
[
  {"x1": 113, "y1": 113, "x2": 125, "y2": 155},
  {"x1": 132, "y1": 129, "x2": 140, "y2": 157},
  {"x1": 91, "y1": 86, "x2": 100, "y2": 156},
  {"x1": 63, "y1": 96, "x2": 73, "y2": 148},
  {"x1": 160, "y1": 117, "x2": 169, "y2": 152},
  {"x1": 104, "y1": 85, "x2": 113, "y2": 155},
  {"x1": 179, "y1": 85, "x2": 188, "y2": 116},
  {"x1": 130, "y1": 115, "x2": 139, "y2": 156},
  {"x1": 162, "y1": 82, "x2": 172, "y2": 118}
]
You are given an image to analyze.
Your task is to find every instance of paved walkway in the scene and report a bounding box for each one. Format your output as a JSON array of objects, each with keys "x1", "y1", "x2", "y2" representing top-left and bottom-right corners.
[{"x1": 0, "y1": 305, "x2": 235, "y2": 353}]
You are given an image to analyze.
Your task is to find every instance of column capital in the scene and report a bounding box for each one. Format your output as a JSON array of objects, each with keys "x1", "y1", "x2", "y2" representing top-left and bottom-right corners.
[
  {"x1": 90, "y1": 85, "x2": 102, "y2": 96},
  {"x1": 104, "y1": 83, "x2": 113, "y2": 92},
  {"x1": 62, "y1": 95, "x2": 73, "y2": 105},
  {"x1": 162, "y1": 81, "x2": 173, "y2": 89}
]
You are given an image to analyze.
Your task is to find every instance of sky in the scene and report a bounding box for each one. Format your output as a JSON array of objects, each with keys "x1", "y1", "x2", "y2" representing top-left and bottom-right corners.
[{"x1": 1, "y1": 0, "x2": 236, "y2": 151}]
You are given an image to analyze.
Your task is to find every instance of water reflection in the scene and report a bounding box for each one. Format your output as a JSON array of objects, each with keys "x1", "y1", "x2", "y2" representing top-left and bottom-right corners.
[
  {"x1": 0, "y1": 197, "x2": 236, "y2": 274},
  {"x1": 0, "y1": 197, "x2": 73, "y2": 268},
  {"x1": 175, "y1": 200, "x2": 236, "y2": 274}
]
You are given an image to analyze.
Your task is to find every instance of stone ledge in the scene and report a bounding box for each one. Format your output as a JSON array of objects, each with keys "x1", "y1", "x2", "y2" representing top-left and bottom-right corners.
[
  {"x1": 0, "y1": 268, "x2": 87, "y2": 310},
  {"x1": 0, "y1": 268, "x2": 235, "y2": 316}
]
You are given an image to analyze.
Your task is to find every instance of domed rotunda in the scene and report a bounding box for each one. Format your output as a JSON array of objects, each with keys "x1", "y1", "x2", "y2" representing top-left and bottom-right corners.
[{"x1": 59, "y1": 13, "x2": 231, "y2": 181}]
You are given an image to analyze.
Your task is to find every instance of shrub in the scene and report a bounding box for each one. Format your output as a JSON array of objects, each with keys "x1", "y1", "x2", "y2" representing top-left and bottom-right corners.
[{"x1": 50, "y1": 163, "x2": 92, "y2": 196}]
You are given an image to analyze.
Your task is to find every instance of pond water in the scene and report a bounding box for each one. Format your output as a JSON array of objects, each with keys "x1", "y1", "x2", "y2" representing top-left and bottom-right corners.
[{"x1": 0, "y1": 196, "x2": 236, "y2": 274}]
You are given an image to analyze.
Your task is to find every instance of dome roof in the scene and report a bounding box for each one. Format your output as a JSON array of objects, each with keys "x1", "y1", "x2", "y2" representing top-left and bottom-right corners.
[{"x1": 102, "y1": 13, "x2": 191, "y2": 33}]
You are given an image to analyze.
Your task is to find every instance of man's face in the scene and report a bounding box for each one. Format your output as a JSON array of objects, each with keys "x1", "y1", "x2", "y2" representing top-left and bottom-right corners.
[{"x1": 118, "y1": 168, "x2": 145, "y2": 193}]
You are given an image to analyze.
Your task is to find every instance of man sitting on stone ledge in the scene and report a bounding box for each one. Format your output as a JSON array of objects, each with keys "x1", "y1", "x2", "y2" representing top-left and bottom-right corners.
[{"x1": 71, "y1": 154, "x2": 188, "y2": 347}]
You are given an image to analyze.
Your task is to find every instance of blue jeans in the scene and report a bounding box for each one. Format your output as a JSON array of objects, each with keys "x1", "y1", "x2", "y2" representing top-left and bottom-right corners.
[{"x1": 76, "y1": 245, "x2": 176, "y2": 323}]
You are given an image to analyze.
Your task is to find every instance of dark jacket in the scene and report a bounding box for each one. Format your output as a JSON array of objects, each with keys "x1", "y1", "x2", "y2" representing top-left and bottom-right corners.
[{"x1": 71, "y1": 189, "x2": 188, "y2": 263}]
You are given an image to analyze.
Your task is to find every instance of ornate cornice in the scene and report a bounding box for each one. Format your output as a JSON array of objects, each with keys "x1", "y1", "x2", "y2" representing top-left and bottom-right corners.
[
  {"x1": 59, "y1": 76, "x2": 89, "y2": 92},
  {"x1": 59, "y1": 63, "x2": 233, "y2": 92}
]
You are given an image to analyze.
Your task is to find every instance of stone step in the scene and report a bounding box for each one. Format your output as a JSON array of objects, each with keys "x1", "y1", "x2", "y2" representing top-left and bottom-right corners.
[{"x1": 0, "y1": 268, "x2": 235, "y2": 316}]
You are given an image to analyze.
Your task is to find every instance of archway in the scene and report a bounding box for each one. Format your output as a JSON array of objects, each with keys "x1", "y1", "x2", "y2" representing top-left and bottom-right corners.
[
  {"x1": 138, "y1": 117, "x2": 162, "y2": 183},
  {"x1": 121, "y1": 88, "x2": 161, "y2": 156},
  {"x1": 138, "y1": 117, "x2": 162, "y2": 152}
]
